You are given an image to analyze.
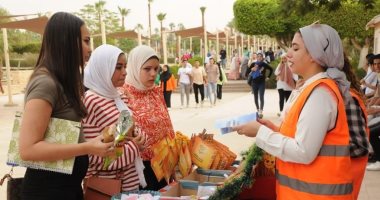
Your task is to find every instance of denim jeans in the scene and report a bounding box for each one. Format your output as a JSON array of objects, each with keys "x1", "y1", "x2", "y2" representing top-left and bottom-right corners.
[{"x1": 251, "y1": 81, "x2": 265, "y2": 110}]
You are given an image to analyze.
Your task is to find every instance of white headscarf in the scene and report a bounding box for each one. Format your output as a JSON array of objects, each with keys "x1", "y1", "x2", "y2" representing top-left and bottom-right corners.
[
  {"x1": 300, "y1": 23, "x2": 350, "y2": 104},
  {"x1": 125, "y1": 45, "x2": 158, "y2": 91},
  {"x1": 84, "y1": 45, "x2": 147, "y2": 187},
  {"x1": 84, "y1": 44, "x2": 128, "y2": 111}
]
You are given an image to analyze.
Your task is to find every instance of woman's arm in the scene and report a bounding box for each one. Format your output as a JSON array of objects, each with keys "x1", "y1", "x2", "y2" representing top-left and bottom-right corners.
[
  {"x1": 19, "y1": 99, "x2": 113, "y2": 161},
  {"x1": 274, "y1": 64, "x2": 281, "y2": 76},
  {"x1": 264, "y1": 63, "x2": 273, "y2": 78},
  {"x1": 255, "y1": 86, "x2": 337, "y2": 164}
]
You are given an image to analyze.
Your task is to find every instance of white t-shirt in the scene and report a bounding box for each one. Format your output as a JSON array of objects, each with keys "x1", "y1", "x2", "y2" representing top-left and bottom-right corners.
[
  {"x1": 178, "y1": 66, "x2": 192, "y2": 84},
  {"x1": 362, "y1": 68, "x2": 378, "y2": 95}
]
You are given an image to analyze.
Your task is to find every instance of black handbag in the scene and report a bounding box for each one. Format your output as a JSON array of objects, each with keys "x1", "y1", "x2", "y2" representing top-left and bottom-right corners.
[
  {"x1": 0, "y1": 168, "x2": 23, "y2": 200},
  {"x1": 247, "y1": 72, "x2": 253, "y2": 86}
]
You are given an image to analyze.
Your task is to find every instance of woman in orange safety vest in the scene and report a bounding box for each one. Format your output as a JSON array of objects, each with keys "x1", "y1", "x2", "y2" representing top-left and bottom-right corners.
[{"x1": 233, "y1": 23, "x2": 355, "y2": 200}]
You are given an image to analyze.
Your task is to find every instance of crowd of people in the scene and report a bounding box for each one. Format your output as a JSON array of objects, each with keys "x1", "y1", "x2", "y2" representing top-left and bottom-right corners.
[{"x1": 12, "y1": 11, "x2": 379, "y2": 200}]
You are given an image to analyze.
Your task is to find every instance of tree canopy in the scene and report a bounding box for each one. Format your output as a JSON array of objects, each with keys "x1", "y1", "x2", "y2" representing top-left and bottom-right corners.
[{"x1": 233, "y1": 0, "x2": 380, "y2": 46}]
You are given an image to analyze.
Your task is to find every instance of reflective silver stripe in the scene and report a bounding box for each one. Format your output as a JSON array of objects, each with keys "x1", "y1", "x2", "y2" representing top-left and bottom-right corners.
[
  {"x1": 318, "y1": 145, "x2": 350, "y2": 156},
  {"x1": 276, "y1": 171, "x2": 353, "y2": 195}
]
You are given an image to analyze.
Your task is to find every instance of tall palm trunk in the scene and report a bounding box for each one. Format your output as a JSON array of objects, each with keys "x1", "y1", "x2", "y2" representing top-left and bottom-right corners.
[{"x1": 148, "y1": 2, "x2": 152, "y2": 46}]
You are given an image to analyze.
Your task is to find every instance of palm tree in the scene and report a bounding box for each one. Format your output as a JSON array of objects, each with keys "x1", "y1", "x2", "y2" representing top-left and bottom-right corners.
[
  {"x1": 200, "y1": 7, "x2": 206, "y2": 28},
  {"x1": 200, "y1": 6, "x2": 207, "y2": 59},
  {"x1": 118, "y1": 6, "x2": 131, "y2": 31},
  {"x1": 95, "y1": 0, "x2": 106, "y2": 32},
  {"x1": 177, "y1": 23, "x2": 185, "y2": 30},
  {"x1": 148, "y1": 0, "x2": 154, "y2": 46},
  {"x1": 157, "y1": 12, "x2": 166, "y2": 58},
  {"x1": 169, "y1": 23, "x2": 175, "y2": 31},
  {"x1": 135, "y1": 23, "x2": 144, "y2": 32}
]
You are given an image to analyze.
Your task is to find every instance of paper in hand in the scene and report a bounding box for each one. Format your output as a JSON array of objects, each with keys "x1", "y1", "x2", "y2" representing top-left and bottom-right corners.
[{"x1": 215, "y1": 113, "x2": 258, "y2": 134}]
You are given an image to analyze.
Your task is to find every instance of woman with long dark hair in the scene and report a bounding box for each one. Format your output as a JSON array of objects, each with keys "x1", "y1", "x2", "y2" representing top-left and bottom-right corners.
[
  {"x1": 19, "y1": 12, "x2": 113, "y2": 200},
  {"x1": 341, "y1": 53, "x2": 370, "y2": 199}
]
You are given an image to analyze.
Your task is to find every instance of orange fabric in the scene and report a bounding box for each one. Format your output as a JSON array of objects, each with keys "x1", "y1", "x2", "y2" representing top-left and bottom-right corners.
[
  {"x1": 349, "y1": 90, "x2": 369, "y2": 200},
  {"x1": 277, "y1": 79, "x2": 353, "y2": 200},
  {"x1": 351, "y1": 156, "x2": 367, "y2": 200},
  {"x1": 350, "y1": 90, "x2": 369, "y2": 136},
  {"x1": 161, "y1": 75, "x2": 177, "y2": 91}
]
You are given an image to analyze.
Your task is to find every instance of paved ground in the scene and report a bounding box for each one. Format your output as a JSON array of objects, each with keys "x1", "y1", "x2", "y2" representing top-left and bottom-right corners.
[{"x1": 1, "y1": 90, "x2": 379, "y2": 199}]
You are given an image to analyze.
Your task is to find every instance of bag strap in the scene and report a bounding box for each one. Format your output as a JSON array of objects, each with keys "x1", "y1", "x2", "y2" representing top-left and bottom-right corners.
[{"x1": 0, "y1": 167, "x2": 14, "y2": 186}]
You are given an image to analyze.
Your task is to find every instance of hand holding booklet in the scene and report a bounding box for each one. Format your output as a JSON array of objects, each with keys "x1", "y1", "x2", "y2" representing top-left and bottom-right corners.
[{"x1": 215, "y1": 113, "x2": 258, "y2": 134}]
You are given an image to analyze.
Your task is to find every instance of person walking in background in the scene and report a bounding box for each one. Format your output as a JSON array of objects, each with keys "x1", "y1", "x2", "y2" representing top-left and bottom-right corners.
[
  {"x1": 233, "y1": 23, "x2": 354, "y2": 199},
  {"x1": 19, "y1": 12, "x2": 113, "y2": 200},
  {"x1": 228, "y1": 51, "x2": 240, "y2": 80},
  {"x1": 246, "y1": 52, "x2": 258, "y2": 78},
  {"x1": 360, "y1": 53, "x2": 377, "y2": 98},
  {"x1": 191, "y1": 60, "x2": 207, "y2": 108},
  {"x1": 177, "y1": 58, "x2": 192, "y2": 108},
  {"x1": 265, "y1": 47, "x2": 275, "y2": 63},
  {"x1": 82, "y1": 44, "x2": 146, "y2": 192},
  {"x1": 275, "y1": 46, "x2": 284, "y2": 59},
  {"x1": 240, "y1": 52, "x2": 250, "y2": 80},
  {"x1": 160, "y1": 64, "x2": 176, "y2": 109},
  {"x1": 206, "y1": 58, "x2": 220, "y2": 107},
  {"x1": 249, "y1": 53, "x2": 273, "y2": 117},
  {"x1": 219, "y1": 46, "x2": 227, "y2": 69},
  {"x1": 123, "y1": 45, "x2": 175, "y2": 191},
  {"x1": 275, "y1": 53, "x2": 296, "y2": 116},
  {"x1": 217, "y1": 62, "x2": 227, "y2": 100}
]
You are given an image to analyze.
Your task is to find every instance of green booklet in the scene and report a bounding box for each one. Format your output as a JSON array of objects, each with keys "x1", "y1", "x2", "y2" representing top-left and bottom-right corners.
[{"x1": 7, "y1": 111, "x2": 81, "y2": 174}]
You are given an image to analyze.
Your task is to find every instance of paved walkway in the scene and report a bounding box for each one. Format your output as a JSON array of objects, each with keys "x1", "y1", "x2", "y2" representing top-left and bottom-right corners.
[{"x1": 0, "y1": 90, "x2": 379, "y2": 199}]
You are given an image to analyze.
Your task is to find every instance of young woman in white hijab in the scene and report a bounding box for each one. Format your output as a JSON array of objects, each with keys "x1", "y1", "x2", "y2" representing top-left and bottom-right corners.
[
  {"x1": 82, "y1": 44, "x2": 147, "y2": 192},
  {"x1": 233, "y1": 24, "x2": 354, "y2": 199},
  {"x1": 122, "y1": 45, "x2": 175, "y2": 191}
]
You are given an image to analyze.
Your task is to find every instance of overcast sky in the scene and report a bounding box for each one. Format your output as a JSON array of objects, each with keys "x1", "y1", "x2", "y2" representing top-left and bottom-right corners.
[{"x1": 0, "y1": 0, "x2": 235, "y2": 33}]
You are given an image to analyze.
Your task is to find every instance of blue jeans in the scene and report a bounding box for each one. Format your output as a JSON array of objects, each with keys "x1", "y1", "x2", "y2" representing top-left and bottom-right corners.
[
  {"x1": 207, "y1": 82, "x2": 217, "y2": 104},
  {"x1": 180, "y1": 82, "x2": 191, "y2": 106},
  {"x1": 220, "y1": 58, "x2": 227, "y2": 69},
  {"x1": 251, "y1": 81, "x2": 265, "y2": 110}
]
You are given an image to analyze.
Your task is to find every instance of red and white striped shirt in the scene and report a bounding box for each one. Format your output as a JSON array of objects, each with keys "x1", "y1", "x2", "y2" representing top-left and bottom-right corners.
[{"x1": 82, "y1": 90, "x2": 140, "y2": 191}]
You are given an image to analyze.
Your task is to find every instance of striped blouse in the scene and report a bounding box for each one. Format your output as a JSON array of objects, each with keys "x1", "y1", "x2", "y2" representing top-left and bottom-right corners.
[{"x1": 82, "y1": 90, "x2": 140, "y2": 191}]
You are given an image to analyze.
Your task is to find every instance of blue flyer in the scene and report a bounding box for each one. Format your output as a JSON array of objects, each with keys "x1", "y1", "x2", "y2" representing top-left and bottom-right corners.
[{"x1": 215, "y1": 113, "x2": 258, "y2": 134}]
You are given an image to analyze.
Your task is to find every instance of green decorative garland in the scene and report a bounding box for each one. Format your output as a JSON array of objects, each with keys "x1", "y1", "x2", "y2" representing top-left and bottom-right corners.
[{"x1": 208, "y1": 144, "x2": 264, "y2": 200}]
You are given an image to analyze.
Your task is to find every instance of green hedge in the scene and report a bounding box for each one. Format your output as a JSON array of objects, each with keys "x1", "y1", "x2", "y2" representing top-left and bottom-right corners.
[
  {"x1": 265, "y1": 59, "x2": 279, "y2": 89},
  {"x1": 169, "y1": 65, "x2": 180, "y2": 79},
  {"x1": 189, "y1": 56, "x2": 203, "y2": 66}
]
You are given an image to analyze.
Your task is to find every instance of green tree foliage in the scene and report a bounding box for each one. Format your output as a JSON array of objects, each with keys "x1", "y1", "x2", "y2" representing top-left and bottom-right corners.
[
  {"x1": 307, "y1": 3, "x2": 380, "y2": 40},
  {"x1": 12, "y1": 43, "x2": 40, "y2": 54},
  {"x1": 75, "y1": 3, "x2": 121, "y2": 34},
  {"x1": 118, "y1": 6, "x2": 131, "y2": 31},
  {"x1": 0, "y1": 7, "x2": 42, "y2": 66},
  {"x1": 117, "y1": 38, "x2": 137, "y2": 52},
  {"x1": 233, "y1": 0, "x2": 301, "y2": 47},
  {"x1": 75, "y1": 3, "x2": 121, "y2": 48},
  {"x1": 234, "y1": 0, "x2": 379, "y2": 46}
]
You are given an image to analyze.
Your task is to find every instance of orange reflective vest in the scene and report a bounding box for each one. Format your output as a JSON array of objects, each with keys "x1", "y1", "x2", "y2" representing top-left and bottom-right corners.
[
  {"x1": 277, "y1": 79, "x2": 353, "y2": 200},
  {"x1": 160, "y1": 74, "x2": 177, "y2": 92},
  {"x1": 350, "y1": 90, "x2": 369, "y2": 137}
]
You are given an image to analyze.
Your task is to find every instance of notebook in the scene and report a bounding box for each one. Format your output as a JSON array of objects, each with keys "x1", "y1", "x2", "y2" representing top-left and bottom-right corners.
[{"x1": 7, "y1": 111, "x2": 81, "y2": 174}]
